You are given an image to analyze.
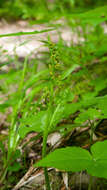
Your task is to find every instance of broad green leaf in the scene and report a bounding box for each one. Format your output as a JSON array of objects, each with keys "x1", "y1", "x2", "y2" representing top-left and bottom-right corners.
[
  {"x1": 19, "y1": 111, "x2": 48, "y2": 138},
  {"x1": 63, "y1": 102, "x2": 81, "y2": 118},
  {"x1": 87, "y1": 160, "x2": 107, "y2": 179},
  {"x1": 90, "y1": 76, "x2": 107, "y2": 93},
  {"x1": 36, "y1": 141, "x2": 107, "y2": 178},
  {"x1": 97, "y1": 96, "x2": 107, "y2": 117},
  {"x1": 75, "y1": 108, "x2": 102, "y2": 124},
  {"x1": 36, "y1": 147, "x2": 92, "y2": 172},
  {"x1": 79, "y1": 95, "x2": 107, "y2": 119},
  {"x1": 72, "y1": 6, "x2": 107, "y2": 25},
  {"x1": 48, "y1": 102, "x2": 81, "y2": 126},
  {"x1": 81, "y1": 95, "x2": 107, "y2": 109},
  {"x1": 87, "y1": 140, "x2": 107, "y2": 178},
  {"x1": 91, "y1": 140, "x2": 107, "y2": 160}
]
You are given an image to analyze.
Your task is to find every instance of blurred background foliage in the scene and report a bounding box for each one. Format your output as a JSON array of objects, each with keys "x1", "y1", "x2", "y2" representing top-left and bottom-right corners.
[{"x1": 0, "y1": 0, "x2": 107, "y2": 21}]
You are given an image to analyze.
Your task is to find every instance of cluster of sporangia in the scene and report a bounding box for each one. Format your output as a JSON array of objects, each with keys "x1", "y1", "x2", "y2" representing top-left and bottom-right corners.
[
  {"x1": 40, "y1": 41, "x2": 63, "y2": 107},
  {"x1": 48, "y1": 41, "x2": 62, "y2": 85}
]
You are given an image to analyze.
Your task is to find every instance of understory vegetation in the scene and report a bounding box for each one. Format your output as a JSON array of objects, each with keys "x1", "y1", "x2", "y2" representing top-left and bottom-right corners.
[
  {"x1": 0, "y1": 0, "x2": 107, "y2": 21},
  {"x1": 0, "y1": 1, "x2": 107, "y2": 190}
]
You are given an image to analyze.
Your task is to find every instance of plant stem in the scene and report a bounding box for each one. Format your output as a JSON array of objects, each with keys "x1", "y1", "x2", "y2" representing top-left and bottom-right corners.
[
  {"x1": 42, "y1": 107, "x2": 51, "y2": 190},
  {"x1": 88, "y1": 175, "x2": 93, "y2": 190},
  {"x1": 0, "y1": 168, "x2": 7, "y2": 186},
  {"x1": 89, "y1": 120, "x2": 95, "y2": 145},
  {"x1": 41, "y1": 83, "x2": 54, "y2": 190},
  {"x1": 0, "y1": 150, "x2": 16, "y2": 185},
  {"x1": 42, "y1": 128, "x2": 51, "y2": 190},
  {"x1": 44, "y1": 168, "x2": 51, "y2": 190}
]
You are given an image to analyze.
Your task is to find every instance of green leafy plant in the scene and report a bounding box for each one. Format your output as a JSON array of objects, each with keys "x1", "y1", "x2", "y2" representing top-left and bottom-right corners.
[
  {"x1": 36, "y1": 140, "x2": 107, "y2": 179},
  {"x1": 0, "y1": 4, "x2": 107, "y2": 190}
]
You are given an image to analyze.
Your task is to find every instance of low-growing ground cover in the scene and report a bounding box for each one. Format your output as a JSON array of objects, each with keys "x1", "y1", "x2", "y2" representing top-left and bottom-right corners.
[{"x1": 0, "y1": 2, "x2": 107, "y2": 190}]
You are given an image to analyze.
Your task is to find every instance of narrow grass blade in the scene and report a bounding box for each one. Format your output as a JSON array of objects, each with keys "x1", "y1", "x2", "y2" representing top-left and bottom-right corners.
[{"x1": 0, "y1": 28, "x2": 55, "y2": 38}]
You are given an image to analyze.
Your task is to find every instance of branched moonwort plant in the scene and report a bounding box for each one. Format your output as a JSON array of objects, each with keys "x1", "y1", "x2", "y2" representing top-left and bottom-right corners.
[{"x1": 0, "y1": 8, "x2": 107, "y2": 189}]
